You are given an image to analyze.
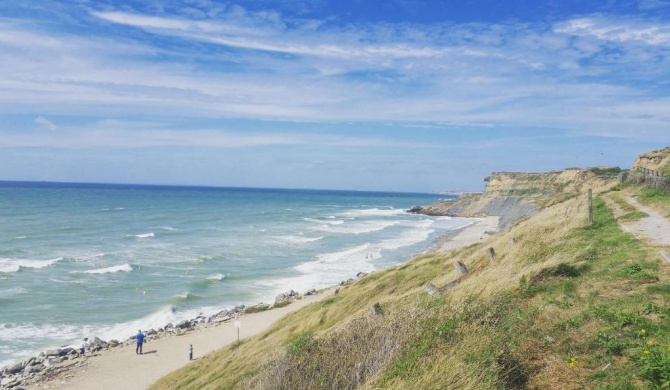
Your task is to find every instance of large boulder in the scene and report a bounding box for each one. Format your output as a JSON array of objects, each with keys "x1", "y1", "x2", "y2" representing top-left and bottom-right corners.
[
  {"x1": 44, "y1": 349, "x2": 61, "y2": 358},
  {"x1": 1, "y1": 376, "x2": 21, "y2": 388},
  {"x1": 176, "y1": 320, "x2": 192, "y2": 329},
  {"x1": 5, "y1": 362, "x2": 24, "y2": 375}
]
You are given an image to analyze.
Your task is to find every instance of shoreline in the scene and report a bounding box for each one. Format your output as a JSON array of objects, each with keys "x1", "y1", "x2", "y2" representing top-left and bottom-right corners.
[
  {"x1": 20, "y1": 288, "x2": 335, "y2": 390},
  {"x1": 432, "y1": 215, "x2": 500, "y2": 252},
  {"x1": 4, "y1": 215, "x2": 500, "y2": 390}
]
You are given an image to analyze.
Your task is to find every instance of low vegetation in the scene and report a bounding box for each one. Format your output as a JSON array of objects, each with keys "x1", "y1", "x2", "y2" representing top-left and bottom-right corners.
[{"x1": 153, "y1": 175, "x2": 670, "y2": 390}]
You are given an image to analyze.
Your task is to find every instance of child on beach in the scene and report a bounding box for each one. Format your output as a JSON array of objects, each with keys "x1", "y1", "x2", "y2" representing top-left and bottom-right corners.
[{"x1": 80, "y1": 337, "x2": 89, "y2": 356}]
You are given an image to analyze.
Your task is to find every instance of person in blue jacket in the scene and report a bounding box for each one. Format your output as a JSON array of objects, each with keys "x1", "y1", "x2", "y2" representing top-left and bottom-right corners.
[{"x1": 136, "y1": 330, "x2": 144, "y2": 355}]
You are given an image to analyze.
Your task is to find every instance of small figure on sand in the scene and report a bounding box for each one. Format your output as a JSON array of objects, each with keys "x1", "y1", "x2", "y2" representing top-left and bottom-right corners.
[
  {"x1": 136, "y1": 330, "x2": 144, "y2": 355},
  {"x1": 80, "y1": 337, "x2": 89, "y2": 356},
  {"x1": 334, "y1": 287, "x2": 340, "y2": 296}
]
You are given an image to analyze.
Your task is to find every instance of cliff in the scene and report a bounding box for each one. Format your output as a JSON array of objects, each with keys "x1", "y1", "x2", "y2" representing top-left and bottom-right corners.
[
  {"x1": 631, "y1": 147, "x2": 670, "y2": 176},
  {"x1": 412, "y1": 168, "x2": 617, "y2": 230}
]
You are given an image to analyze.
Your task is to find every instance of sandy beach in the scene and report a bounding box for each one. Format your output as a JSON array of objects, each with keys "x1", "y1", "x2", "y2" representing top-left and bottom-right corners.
[
  {"x1": 25, "y1": 290, "x2": 332, "y2": 390},
  {"x1": 22, "y1": 217, "x2": 499, "y2": 390},
  {"x1": 436, "y1": 216, "x2": 500, "y2": 252}
]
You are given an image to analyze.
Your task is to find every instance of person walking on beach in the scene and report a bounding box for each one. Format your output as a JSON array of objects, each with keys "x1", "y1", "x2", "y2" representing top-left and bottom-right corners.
[{"x1": 136, "y1": 330, "x2": 144, "y2": 355}]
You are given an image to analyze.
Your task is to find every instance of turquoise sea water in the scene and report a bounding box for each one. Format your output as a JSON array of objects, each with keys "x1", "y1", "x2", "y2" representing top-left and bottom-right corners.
[{"x1": 0, "y1": 182, "x2": 472, "y2": 367}]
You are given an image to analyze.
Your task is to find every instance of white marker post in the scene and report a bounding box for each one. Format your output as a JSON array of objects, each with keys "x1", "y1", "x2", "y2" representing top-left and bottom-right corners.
[{"x1": 234, "y1": 317, "x2": 241, "y2": 342}]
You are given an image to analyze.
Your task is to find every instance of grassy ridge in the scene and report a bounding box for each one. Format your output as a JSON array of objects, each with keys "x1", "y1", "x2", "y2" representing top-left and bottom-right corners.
[{"x1": 152, "y1": 188, "x2": 670, "y2": 389}]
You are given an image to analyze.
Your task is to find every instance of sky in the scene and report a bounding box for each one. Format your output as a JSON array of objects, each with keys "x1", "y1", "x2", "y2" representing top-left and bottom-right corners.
[{"x1": 0, "y1": 0, "x2": 669, "y2": 192}]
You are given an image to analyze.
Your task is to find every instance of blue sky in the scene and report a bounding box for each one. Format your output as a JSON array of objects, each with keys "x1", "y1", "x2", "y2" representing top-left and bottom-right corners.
[{"x1": 0, "y1": 0, "x2": 668, "y2": 192}]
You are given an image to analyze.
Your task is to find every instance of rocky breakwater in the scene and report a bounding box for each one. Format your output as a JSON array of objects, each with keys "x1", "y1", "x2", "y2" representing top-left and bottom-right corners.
[
  {"x1": 1, "y1": 269, "x2": 378, "y2": 389},
  {"x1": 1, "y1": 287, "x2": 326, "y2": 390},
  {"x1": 409, "y1": 168, "x2": 616, "y2": 231}
]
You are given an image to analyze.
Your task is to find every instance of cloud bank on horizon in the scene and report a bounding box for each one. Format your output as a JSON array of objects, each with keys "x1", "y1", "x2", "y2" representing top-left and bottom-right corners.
[{"x1": 0, "y1": 0, "x2": 668, "y2": 192}]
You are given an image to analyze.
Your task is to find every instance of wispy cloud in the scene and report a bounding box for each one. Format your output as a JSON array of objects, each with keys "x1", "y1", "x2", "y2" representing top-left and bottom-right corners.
[
  {"x1": 34, "y1": 116, "x2": 57, "y2": 131},
  {"x1": 555, "y1": 17, "x2": 670, "y2": 45},
  {"x1": 0, "y1": 3, "x2": 668, "y2": 142}
]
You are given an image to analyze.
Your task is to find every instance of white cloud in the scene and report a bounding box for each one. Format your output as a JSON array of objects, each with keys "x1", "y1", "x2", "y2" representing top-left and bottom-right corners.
[
  {"x1": 555, "y1": 17, "x2": 670, "y2": 45},
  {"x1": 0, "y1": 8, "x2": 666, "y2": 144},
  {"x1": 34, "y1": 116, "x2": 57, "y2": 131}
]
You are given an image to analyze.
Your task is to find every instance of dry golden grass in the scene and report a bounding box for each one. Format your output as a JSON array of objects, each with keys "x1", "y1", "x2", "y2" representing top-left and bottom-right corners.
[{"x1": 153, "y1": 181, "x2": 670, "y2": 390}]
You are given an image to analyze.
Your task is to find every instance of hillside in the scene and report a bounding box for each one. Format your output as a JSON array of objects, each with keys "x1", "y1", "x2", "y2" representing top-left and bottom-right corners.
[
  {"x1": 411, "y1": 168, "x2": 617, "y2": 230},
  {"x1": 632, "y1": 147, "x2": 670, "y2": 177},
  {"x1": 152, "y1": 153, "x2": 670, "y2": 390}
]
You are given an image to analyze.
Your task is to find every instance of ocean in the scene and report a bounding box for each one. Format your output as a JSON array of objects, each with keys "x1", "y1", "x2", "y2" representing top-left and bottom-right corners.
[{"x1": 0, "y1": 181, "x2": 472, "y2": 367}]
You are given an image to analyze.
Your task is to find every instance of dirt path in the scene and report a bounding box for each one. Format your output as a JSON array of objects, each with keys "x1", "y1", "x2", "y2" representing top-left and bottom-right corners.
[{"x1": 619, "y1": 197, "x2": 670, "y2": 246}]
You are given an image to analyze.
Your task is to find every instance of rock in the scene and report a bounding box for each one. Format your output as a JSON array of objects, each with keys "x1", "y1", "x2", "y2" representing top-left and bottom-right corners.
[
  {"x1": 6, "y1": 363, "x2": 24, "y2": 375},
  {"x1": 44, "y1": 349, "x2": 61, "y2": 358},
  {"x1": 356, "y1": 272, "x2": 368, "y2": 278},
  {"x1": 91, "y1": 337, "x2": 108, "y2": 349},
  {"x1": 275, "y1": 293, "x2": 289, "y2": 304},
  {"x1": 1, "y1": 376, "x2": 20, "y2": 387},
  {"x1": 48, "y1": 357, "x2": 65, "y2": 365},
  {"x1": 59, "y1": 347, "x2": 75, "y2": 356},
  {"x1": 228, "y1": 305, "x2": 245, "y2": 316},
  {"x1": 176, "y1": 320, "x2": 192, "y2": 329},
  {"x1": 164, "y1": 322, "x2": 174, "y2": 330},
  {"x1": 248, "y1": 303, "x2": 271, "y2": 311},
  {"x1": 407, "y1": 205, "x2": 423, "y2": 213},
  {"x1": 209, "y1": 315, "x2": 231, "y2": 324},
  {"x1": 23, "y1": 364, "x2": 43, "y2": 375},
  {"x1": 145, "y1": 329, "x2": 157, "y2": 336},
  {"x1": 208, "y1": 310, "x2": 229, "y2": 322},
  {"x1": 305, "y1": 288, "x2": 317, "y2": 296},
  {"x1": 424, "y1": 282, "x2": 440, "y2": 297}
]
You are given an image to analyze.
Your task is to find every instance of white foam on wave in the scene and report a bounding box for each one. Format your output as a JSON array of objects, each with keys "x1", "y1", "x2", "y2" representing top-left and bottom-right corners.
[
  {"x1": 303, "y1": 217, "x2": 345, "y2": 225},
  {"x1": 338, "y1": 208, "x2": 406, "y2": 218},
  {"x1": 160, "y1": 227, "x2": 178, "y2": 231},
  {"x1": 15, "y1": 236, "x2": 26, "y2": 240},
  {"x1": 310, "y1": 220, "x2": 398, "y2": 235},
  {"x1": 81, "y1": 264, "x2": 133, "y2": 275},
  {"x1": 135, "y1": 232, "x2": 155, "y2": 239},
  {"x1": 295, "y1": 243, "x2": 376, "y2": 276},
  {"x1": 97, "y1": 303, "x2": 229, "y2": 343},
  {"x1": 0, "y1": 287, "x2": 27, "y2": 298},
  {"x1": 273, "y1": 235, "x2": 324, "y2": 244},
  {"x1": 0, "y1": 321, "x2": 100, "y2": 367},
  {"x1": 206, "y1": 273, "x2": 225, "y2": 281},
  {"x1": 0, "y1": 257, "x2": 63, "y2": 274},
  {"x1": 175, "y1": 291, "x2": 192, "y2": 300},
  {"x1": 376, "y1": 220, "x2": 435, "y2": 250},
  {"x1": 73, "y1": 252, "x2": 106, "y2": 262}
]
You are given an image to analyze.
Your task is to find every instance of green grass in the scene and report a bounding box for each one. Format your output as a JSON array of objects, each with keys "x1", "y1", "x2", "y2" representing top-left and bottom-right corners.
[
  {"x1": 590, "y1": 167, "x2": 626, "y2": 177},
  {"x1": 152, "y1": 194, "x2": 670, "y2": 390},
  {"x1": 617, "y1": 211, "x2": 649, "y2": 221}
]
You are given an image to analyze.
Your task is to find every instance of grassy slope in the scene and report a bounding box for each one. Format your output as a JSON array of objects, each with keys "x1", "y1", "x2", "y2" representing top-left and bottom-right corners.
[{"x1": 153, "y1": 187, "x2": 670, "y2": 390}]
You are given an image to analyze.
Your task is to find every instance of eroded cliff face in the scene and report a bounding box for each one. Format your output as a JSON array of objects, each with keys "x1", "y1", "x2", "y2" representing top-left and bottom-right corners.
[
  {"x1": 631, "y1": 148, "x2": 670, "y2": 176},
  {"x1": 414, "y1": 168, "x2": 616, "y2": 231}
]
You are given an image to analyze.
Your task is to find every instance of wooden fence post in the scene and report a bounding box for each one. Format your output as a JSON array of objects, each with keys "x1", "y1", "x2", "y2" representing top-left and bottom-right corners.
[{"x1": 588, "y1": 189, "x2": 593, "y2": 225}]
